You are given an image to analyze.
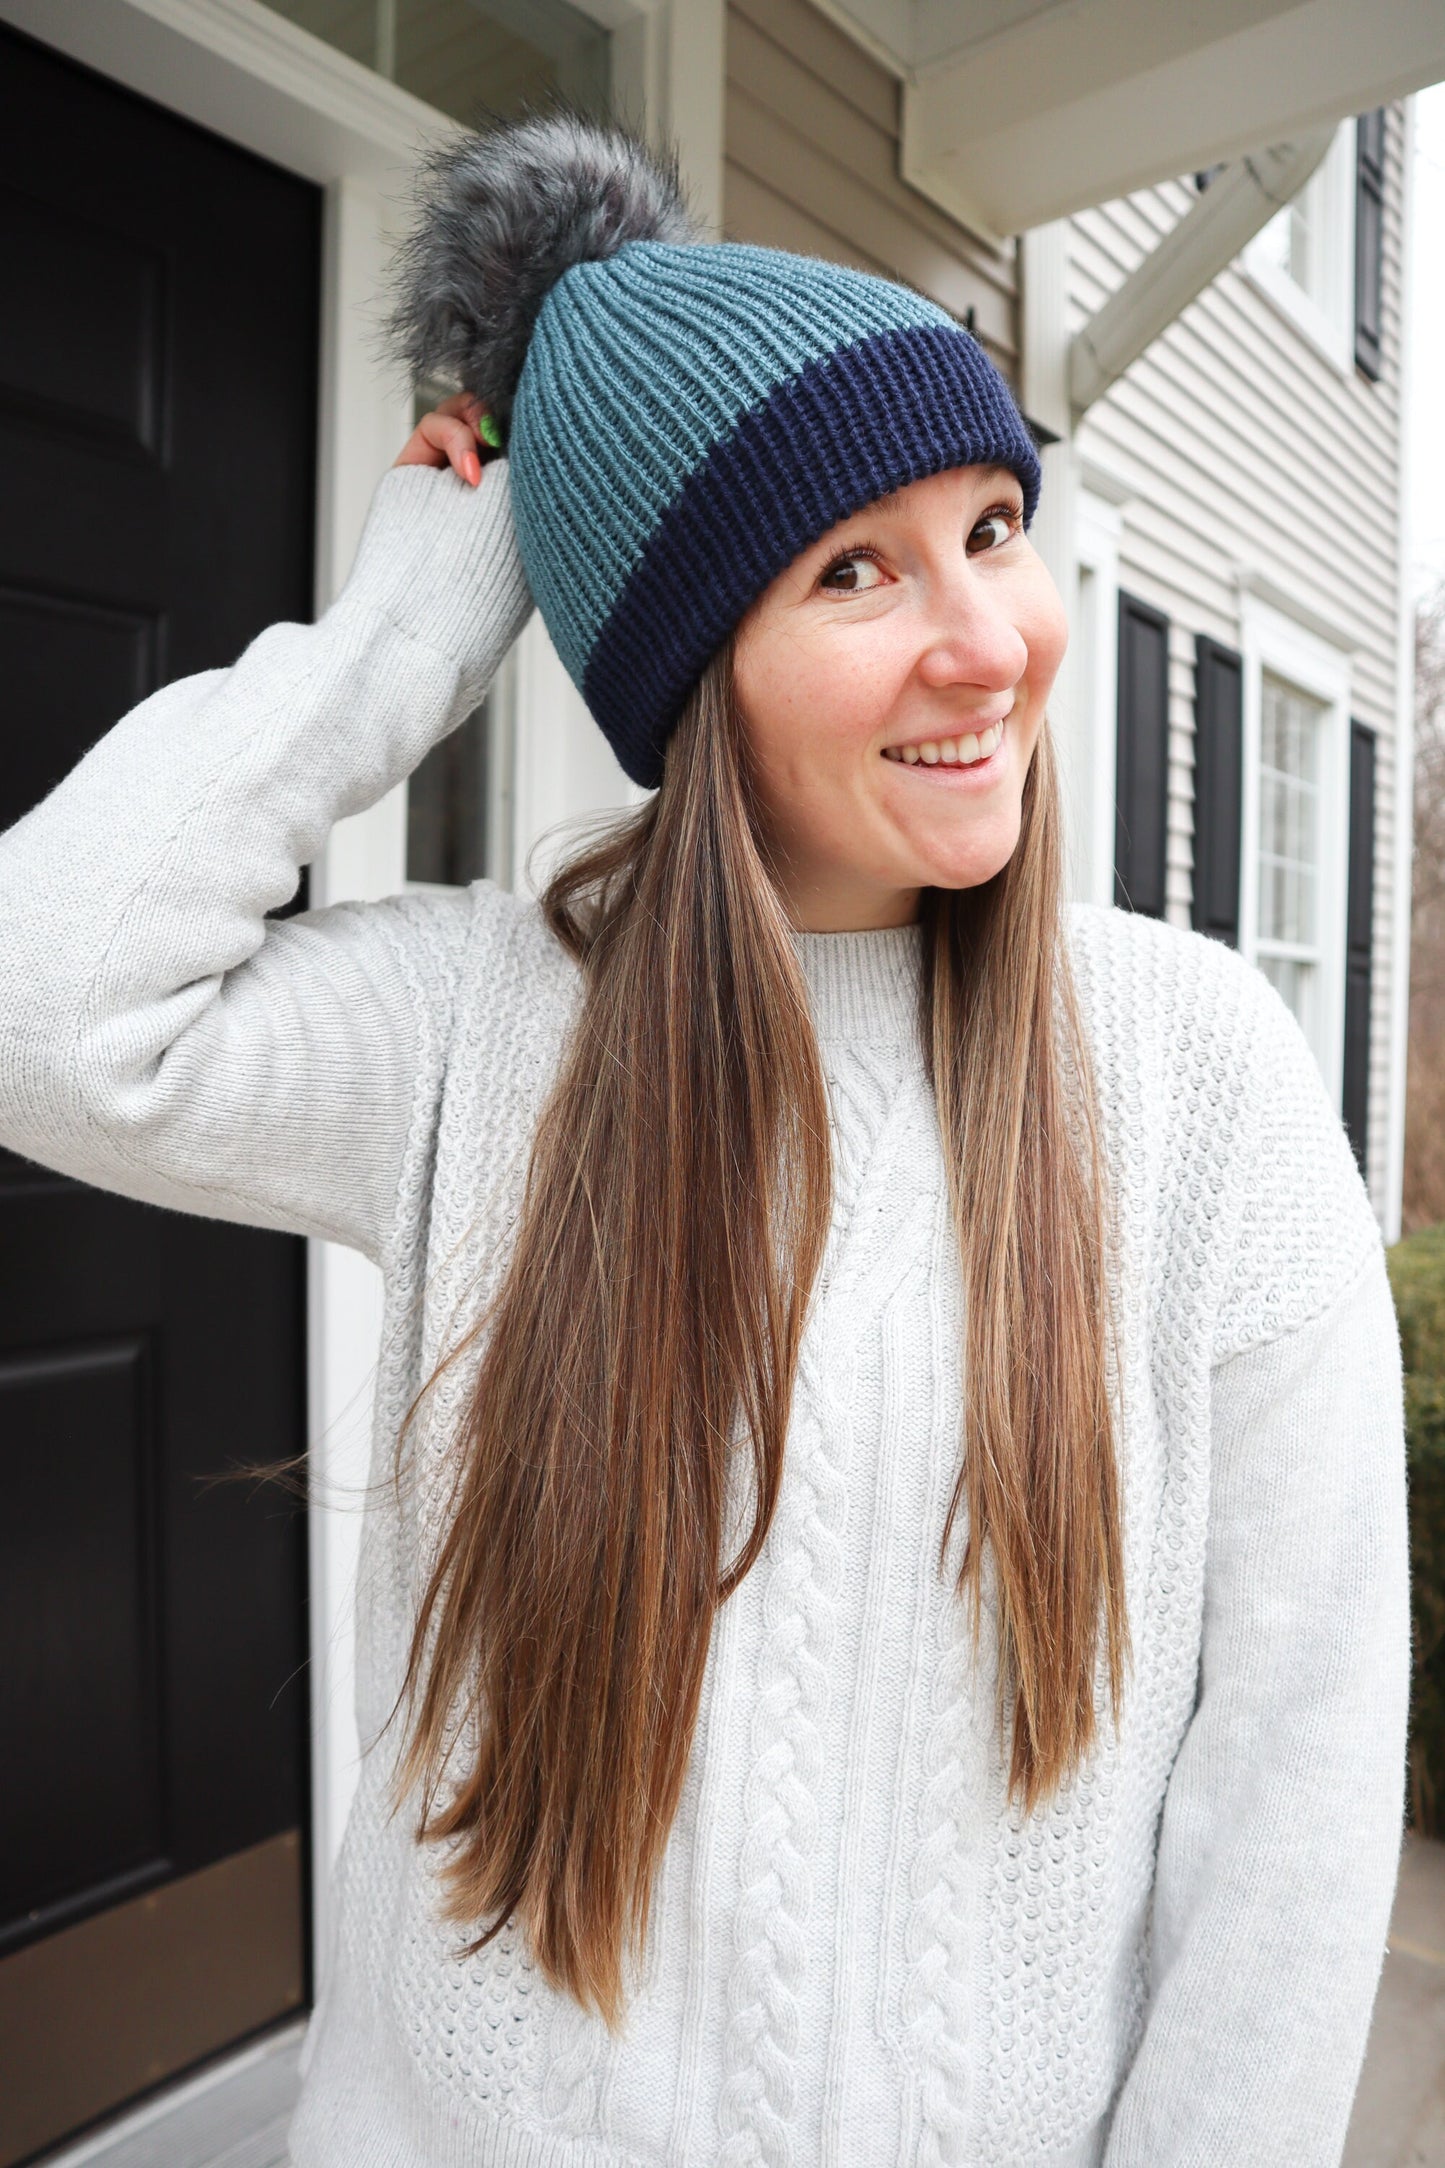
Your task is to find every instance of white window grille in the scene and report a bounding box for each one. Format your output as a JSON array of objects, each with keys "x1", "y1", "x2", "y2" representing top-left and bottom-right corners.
[
  {"x1": 1237, "y1": 582, "x2": 1353, "y2": 1104},
  {"x1": 1254, "y1": 672, "x2": 1327, "y2": 1042}
]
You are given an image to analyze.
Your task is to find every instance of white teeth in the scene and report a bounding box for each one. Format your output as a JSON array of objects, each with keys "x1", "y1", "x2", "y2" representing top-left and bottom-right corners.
[{"x1": 883, "y1": 718, "x2": 1007, "y2": 764}]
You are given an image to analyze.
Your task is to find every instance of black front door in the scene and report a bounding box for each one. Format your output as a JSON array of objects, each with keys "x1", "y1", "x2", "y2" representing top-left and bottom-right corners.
[{"x1": 0, "y1": 26, "x2": 319, "y2": 2163}]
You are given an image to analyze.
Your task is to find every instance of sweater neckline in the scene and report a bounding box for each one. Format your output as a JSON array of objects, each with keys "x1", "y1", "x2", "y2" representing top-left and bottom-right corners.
[{"x1": 790, "y1": 923, "x2": 922, "y2": 1045}]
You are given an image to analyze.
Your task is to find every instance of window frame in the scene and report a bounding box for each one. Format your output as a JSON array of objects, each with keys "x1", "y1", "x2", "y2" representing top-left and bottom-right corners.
[
  {"x1": 403, "y1": 645, "x2": 519, "y2": 895},
  {"x1": 1242, "y1": 119, "x2": 1357, "y2": 376},
  {"x1": 1238, "y1": 583, "x2": 1353, "y2": 1105}
]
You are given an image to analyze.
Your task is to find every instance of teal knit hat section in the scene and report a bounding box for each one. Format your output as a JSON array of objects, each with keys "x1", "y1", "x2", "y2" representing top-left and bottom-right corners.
[{"x1": 508, "y1": 241, "x2": 953, "y2": 691}]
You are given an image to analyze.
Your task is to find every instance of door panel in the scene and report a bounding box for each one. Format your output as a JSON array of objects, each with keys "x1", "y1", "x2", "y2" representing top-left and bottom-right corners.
[
  {"x1": 0, "y1": 588, "x2": 160, "y2": 825},
  {"x1": 0, "y1": 185, "x2": 167, "y2": 452},
  {"x1": 0, "y1": 1335, "x2": 162, "y2": 1927},
  {"x1": 0, "y1": 22, "x2": 319, "y2": 2161}
]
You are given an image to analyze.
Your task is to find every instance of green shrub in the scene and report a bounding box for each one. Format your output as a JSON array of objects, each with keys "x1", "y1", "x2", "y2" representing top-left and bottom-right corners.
[{"x1": 1387, "y1": 1224, "x2": 1445, "y2": 1833}]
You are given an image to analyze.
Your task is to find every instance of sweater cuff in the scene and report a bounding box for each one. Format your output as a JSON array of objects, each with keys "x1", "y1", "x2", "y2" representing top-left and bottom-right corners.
[{"x1": 329, "y1": 458, "x2": 534, "y2": 701}]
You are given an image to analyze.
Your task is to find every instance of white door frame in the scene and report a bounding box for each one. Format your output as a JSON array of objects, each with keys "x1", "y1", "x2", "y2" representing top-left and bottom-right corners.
[{"x1": 0, "y1": 0, "x2": 722, "y2": 2011}]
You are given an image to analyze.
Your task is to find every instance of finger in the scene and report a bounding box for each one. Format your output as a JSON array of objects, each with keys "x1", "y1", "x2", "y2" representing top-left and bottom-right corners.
[
  {"x1": 427, "y1": 411, "x2": 483, "y2": 486},
  {"x1": 436, "y1": 390, "x2": 483, "y2": 425},
  {"x1": 394, "y1": 411, "x2": 482, "y2": 483},
  {"x1": 437, "y1": 391, "x2": 497, "y2": 451}
]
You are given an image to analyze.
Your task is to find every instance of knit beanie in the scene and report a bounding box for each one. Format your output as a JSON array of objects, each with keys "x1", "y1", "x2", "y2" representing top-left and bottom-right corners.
[{"x1": 390, "y1": 115, "x2": 1042, "y2": 790}]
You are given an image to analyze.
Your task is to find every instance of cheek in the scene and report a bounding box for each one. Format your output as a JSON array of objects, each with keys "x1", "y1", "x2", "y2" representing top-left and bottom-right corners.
[
  {"x1": 735, "y1": 628, "x2": 901, "y2": 789},
  {"x1": 1020, "y1": 584, "x2": 1070, "y2": 695}
]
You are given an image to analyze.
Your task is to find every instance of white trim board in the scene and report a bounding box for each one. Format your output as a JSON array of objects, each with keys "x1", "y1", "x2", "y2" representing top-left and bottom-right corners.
[
  {"x1": 0, "y1": 0, "x2": 454, "y2": 185},
  {"x1": 1235, "y1": 563, "x2": 1359, "y2": 656},
  {"x1": 42, "y1": 2023, "x2": 303, "y2": 2168},
  {"x1": 1383, "y1": 94, "x2": 1418, "y2": 1248}
]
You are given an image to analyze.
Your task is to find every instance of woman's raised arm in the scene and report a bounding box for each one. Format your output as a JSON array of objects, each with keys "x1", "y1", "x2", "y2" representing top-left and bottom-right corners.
[{"x1": 0, "y1": 449, "x2": 532, "y2": 1265}]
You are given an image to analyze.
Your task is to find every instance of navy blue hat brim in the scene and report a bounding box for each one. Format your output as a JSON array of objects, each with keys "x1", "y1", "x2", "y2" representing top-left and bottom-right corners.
[{"x1": 581, "y1": 323, "x2": 1042, "y2": 790}]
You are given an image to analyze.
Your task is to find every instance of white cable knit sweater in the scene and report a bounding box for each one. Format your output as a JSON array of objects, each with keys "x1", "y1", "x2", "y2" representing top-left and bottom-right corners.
[{"x1": 0, "y1": 460, "x2": 1411, "y2": 2168}]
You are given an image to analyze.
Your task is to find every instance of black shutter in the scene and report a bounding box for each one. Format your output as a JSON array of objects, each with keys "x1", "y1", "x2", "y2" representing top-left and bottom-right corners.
[
  {"x1": 1355, "y1": 108, "x2": 1386, "y2": 382},
  {"x1": 1190, "y1": 635, "x2": 1244, "y2": 946},
  {"x1": 1343, "y1": 721, "x2": 1377, "y2": 1173},
  {"x1": 1114, "y1": 592, "x2": 1170, "y2": 917}
]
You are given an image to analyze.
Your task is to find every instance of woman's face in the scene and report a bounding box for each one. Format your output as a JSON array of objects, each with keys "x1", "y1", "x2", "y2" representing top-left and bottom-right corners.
[{"x1": 732, "y1": 462, "x2": 1069, "y2": 931}]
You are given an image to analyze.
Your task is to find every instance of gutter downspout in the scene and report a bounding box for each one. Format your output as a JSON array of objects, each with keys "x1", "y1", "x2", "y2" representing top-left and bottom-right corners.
[{"x1": 1068, "y1": 126, "x2": 1337, "y2": 416}]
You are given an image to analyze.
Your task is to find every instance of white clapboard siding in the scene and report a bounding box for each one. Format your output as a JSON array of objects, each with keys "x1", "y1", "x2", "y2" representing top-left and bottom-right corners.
[
  {"x1": 1071, "y1": 105, "x2": 1407, "y2": 1207},
  {"x1": 723, "y1": 0, "x2": 1019, "y2": 373}
]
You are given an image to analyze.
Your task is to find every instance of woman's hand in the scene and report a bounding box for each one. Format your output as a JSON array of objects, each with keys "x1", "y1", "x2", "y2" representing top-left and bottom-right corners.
[{"x1": 392, "y1": 390, "x2": 497, "y2": 488}]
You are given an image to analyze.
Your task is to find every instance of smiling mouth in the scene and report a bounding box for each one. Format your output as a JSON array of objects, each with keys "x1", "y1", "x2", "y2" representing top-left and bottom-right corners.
[{"x1": 882, "y1": 719, "x2": 1005, "y2": 769}]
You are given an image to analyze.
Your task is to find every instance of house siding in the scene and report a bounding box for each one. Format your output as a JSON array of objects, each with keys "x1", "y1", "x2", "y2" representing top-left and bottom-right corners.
[
  {"x1": 723, "y1": 0, "x2": 1019, "y2": 377},
  {"x1": 1069, "y1": 105, "x2": 1408, "y2": 1211}
]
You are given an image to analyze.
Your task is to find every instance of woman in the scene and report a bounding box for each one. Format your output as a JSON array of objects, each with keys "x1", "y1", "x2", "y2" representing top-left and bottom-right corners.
[{"x1": 0, "y1": 115, "x2": 1409, "y2": 2167}]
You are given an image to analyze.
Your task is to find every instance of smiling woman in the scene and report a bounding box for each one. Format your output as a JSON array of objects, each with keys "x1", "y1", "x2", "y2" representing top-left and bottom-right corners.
[{"x1": 0, "y1": 110, "x2": 1410, "y2": 2168}]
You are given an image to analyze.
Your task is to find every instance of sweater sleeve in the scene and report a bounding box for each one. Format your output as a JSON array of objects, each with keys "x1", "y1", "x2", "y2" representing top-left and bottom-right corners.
[
  {"x1": 1103, "y1": 979, "x2": 1411, "y2": 2166},
  {"x1": 0, "y1": 458, "x2": 533, "y2": 1265}
]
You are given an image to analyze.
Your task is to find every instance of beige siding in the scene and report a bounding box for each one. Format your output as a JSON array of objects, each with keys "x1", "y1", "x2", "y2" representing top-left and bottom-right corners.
[
  {"x1": 724, "y1": 0, "x2": 1019, "y2": 376},
  {"x1": 1071, "y1": 107, "x2": 1408, "y2": 1210}
]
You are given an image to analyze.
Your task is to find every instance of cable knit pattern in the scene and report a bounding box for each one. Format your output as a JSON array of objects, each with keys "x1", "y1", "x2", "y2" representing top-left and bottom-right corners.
[
  {"x1": 0, "y1": 460, "x2": 1410, "y2": 2168},
  {"x1": 896, "y1": 1554, "x2": 981, "y2": 2168},
  {"x1": 719, "y1": 1371, "x2": 846, "y2": 2168}
]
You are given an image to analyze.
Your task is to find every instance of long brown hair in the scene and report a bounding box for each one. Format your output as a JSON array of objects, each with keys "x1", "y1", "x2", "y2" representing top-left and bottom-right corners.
[{"x1": 394, "y1": 643, "x2": 1128, "y2": 2029}]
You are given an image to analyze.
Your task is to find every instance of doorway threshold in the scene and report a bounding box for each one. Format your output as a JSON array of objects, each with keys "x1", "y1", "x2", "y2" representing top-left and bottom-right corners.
[{"x1": 38, "y1": 2022, "x2": 303, "y2": 2168}]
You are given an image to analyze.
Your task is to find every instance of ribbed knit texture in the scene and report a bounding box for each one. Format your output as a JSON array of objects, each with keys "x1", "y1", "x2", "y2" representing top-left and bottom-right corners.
[
  {"x1": 508, "y1": 241, "x2": 1041, "y2": 785},
  {"x1": 0, "y1": 462, "x2": 1409, "y2": 2168}
]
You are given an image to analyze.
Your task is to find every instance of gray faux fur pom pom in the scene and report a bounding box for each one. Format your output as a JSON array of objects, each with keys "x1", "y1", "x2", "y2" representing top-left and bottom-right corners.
[{"x1": 387, "y1": 111, "x2": 696, "y2": 433}]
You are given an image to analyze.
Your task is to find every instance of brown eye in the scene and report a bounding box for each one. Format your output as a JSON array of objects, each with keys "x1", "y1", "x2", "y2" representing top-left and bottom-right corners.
[
  {"x1": 967, "y1": 510, "x2": 1019, "y2": 556},
  {"x1": 819, "y1": 552, "x2": 883, "y2": 593}
]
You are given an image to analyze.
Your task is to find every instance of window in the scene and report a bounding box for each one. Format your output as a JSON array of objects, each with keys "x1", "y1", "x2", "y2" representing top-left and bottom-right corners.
[
  {"x1": 1243, "y1": 120, "x2": 1356, "y2": 371},
  {"x1": 405, "y1": 667, "x2": 515, "y2": 888},
  {"x1": 1254, "y1": 673, "x2": 1327, "y2": 1038},
  {"x1": 403, "y1": 382, "x2": 518, "y2": 888},
  {"x1": 1238, "y1": 586, "x2": 1352, "y2": 1101},
  {"x1": 259, "y1": 0, "x2": 611, "y2": 128},
  {"x1": 399, "y1": 373, "x2": 642, "y2": 895}
]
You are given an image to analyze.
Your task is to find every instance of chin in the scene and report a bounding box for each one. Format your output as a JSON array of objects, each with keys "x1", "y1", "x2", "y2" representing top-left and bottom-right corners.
[{"x1": 910, "y1": 822, "x2": 1022, "y2": 894}]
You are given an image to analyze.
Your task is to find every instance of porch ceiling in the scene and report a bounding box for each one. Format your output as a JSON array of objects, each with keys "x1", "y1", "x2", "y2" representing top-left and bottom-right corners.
[{"x1": 812, "y1": 0, "x2": 1445, "y2": 239}]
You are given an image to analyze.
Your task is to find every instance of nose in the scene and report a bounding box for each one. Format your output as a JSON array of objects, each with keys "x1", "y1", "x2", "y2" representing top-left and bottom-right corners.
[{"x1": 914, "y1": 570, "x2": 1029, "y2": 696}]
